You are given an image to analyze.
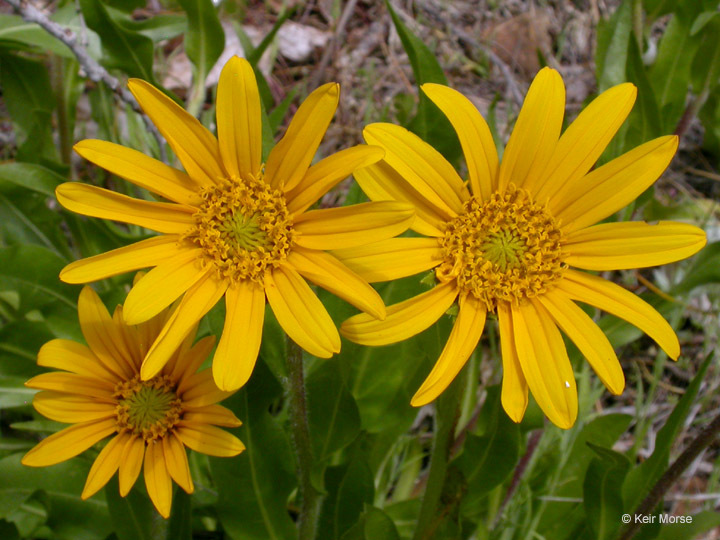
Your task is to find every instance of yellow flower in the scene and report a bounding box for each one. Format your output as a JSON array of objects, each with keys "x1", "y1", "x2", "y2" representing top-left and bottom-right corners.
[
  {"x1": 337, "y1": 68, "x2": 707, "y2": 429},
  {"x1": 57, "y1": 56, "x2": 414, "y2": 391},
  {"x1": 22, "y1": 285, "x2": 244, "y2": 518}
]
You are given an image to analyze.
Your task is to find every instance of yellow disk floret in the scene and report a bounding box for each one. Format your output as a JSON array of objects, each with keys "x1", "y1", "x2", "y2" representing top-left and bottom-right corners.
[{"x1": 114, "y1": 374, "x2": 182, "y2": 442}]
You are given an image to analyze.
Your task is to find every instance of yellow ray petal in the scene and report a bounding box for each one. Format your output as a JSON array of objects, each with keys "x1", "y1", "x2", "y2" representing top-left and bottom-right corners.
[
  {"x1": 60, "y1": 235, "x2": 183, "y2": 284},
  {"x1": 288, "y1": 248, "x2": 385, "y2": 319},
  {"x1": 216, "y1": 56, "x2": 262, "y2": 179},
  {"x1": 128, "y1": 79, "x2": 225, "y2": 186},
  {"x1": 552, "y1": 136, "x2": 678, "y2": 231},
  {"x1": 558, "y1": 269, "x2": 680, "y2": 359},
  {"x1": 170, "y1": 335, "x2": 216, "y2": 385},
  {"x1": 535, "y1": 83, "x2": 637, "y2": 203},
  {"x1": 421, "y1": 83, "x2": 499, "y2": 200},
  {"x1": 144, "y1": 439, "x2": 172, "y2": 518},
  {"x1": 56, "y1": 183, "x2": 196, "y2": 234},
  {"x1": 180, "y1": 369, "x2": 233, "y2": 408},
  {"x1": 82, "y1": 433, "x2": 128, "y2": 499},
  {"x1": 212, "y1": 282, "x2": 265, "y2": 391},
  {"x1": 411, "y1": 294, "x2": 486, "y2": 406},
  {"x1": 511, "y1": 301, "x2": 578, "y2": 429},
  {"x1": 265, "y1": 265, "x2": 340, "y2": 358},
  {"x1": 564, "y1": 221, "x2": 707, "y2": 271},
  {"x1": 182, "y1": 404, "x2": 242, "y2": 427},
  {"x1": 78, "y1": 286, "x2": 135, "y2": 379},
  {"x1": 37, "y1": 339, "x2": 116, "y2": 383},
  {"x1": 363, "y1": 123, "x2": 468, "y2": 213},
  {"x1": 353, "y1": 161, "x2": 448, "y2": 236},
  {"x1": 265, "y1": 83, "x2": 339, "y2": 191},
  {"x1": 496, "y1": 68, "x2": 565, "y2": 194},
  {"x1": 497, "y1": 302, "x2": 528, "y2": 423},
  {"x1": 123, "y1": 249, "x2": 206, "y2": 325},
  {"x1": 293, "y1": 201, "x2": 415, "y2": 250},
  {"x1": 22, "y1": 418, "x2": 116, "y2": 467},
  {"x1": 332, "y1": 237, "x2": 443, "y2": 283},
  {"x1": 33, "y1": 391, "x2": 115, "y2": 423},
  {"x1": 176, "y1": 423, "x2": 245, "y2": 457},
  {"x1": 26, "y1": 372, "x2": 114, "y2": 399},
  {"x1": 141, "y1": 272, "x2": 227, "y2": 380},
  {"x1": 341, "y1": 281, "x2": 458, "y2": 346},
  {"x1": 286, "y1": 145, "x2": 385, "y2": 215},
  {"x1": 537, "y1": 290, "x2": 624, "y2": 394},
  {"x1": 113, "y1": 305, "x2": 143, "y2": 369},
  {"x1": 162, "y1": 432, "x2": 194, "y2": 494},
  {"x1": 118, "y1": 435, "x2": 144, "y2": 496},
  {"x1": 73, "y1": 140, "x2": 201, "y2": 205}
]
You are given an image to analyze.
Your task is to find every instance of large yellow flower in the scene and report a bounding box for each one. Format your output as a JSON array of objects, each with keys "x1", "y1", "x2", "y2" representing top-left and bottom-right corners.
[
  {"x1": 57, "y1": 56, "x2": 414, "y2": 391},
  {"x1": 22, "y1": 285, "x2": 244, "y2": 518},
  {"x1": 338, "y1": 68, "x2": 707, "y2": 429}
]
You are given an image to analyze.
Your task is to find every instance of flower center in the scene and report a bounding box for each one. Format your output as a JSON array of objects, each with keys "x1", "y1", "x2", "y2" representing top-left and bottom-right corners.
[
  {"x1": 114, "y1": 375, "x2": 182, "y2": 442},
  {"x1": 183, "y1": 174, "x2": 294, "y2": 284},
  {"x1": 436, "y1": 185, "x2": 565, "y2": 311}
]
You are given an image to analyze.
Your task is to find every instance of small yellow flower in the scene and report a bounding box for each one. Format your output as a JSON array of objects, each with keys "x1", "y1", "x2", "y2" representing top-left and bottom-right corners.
[
  {"x1": 57, "y1": 56, "x2": 414, "y2": 391},
  {"x1": 22, "y1": 285, "x2": 244, "y2": 518},
  {"x1": 338, "y1": 68, "x2": 707, "y2": 429}
]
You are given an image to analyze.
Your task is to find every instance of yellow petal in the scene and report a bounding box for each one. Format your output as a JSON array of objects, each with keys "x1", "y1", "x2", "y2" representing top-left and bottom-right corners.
[
  {"x1": 37, "y1": 339, "x2": 116, "y2": 383},
  {"x1": 176, "y1": 423, "x2": 245, "y2": 457},
  {"x1": 144, "y1": 440, "x2": 172, "y2": 518},
  {"x1": 162, "y1": 432, "x2": 194, "y2": 494},
  {"x1": 341, "y1": 281, "x2": 458, "y2": 346},
  {"x1": 33, "y1": 391, "x2": 115, "y2": 423},
  {"x1": 73, "y1": 140, "x2": 201, "y2": 205},
  {"x1": 78, "y1": 286, "x2": 135, "y2": 379},
  {"x1": 511, "y1": 301, "x2": 578, "y2": 429},
  {"x1": 141, "y1": 272, "x2": 227, "y2": 380},
  {"x1": 22, "y1": 418, "x2": 116, "y2": 467},
  {"x1": 293, "y1": 201, "x2": 415, "y2": 250},
  {"x1": 265, "y1": 83, "x2": 339, "y2": 191},
  {"x1": 411, "y1": 294, "x2": 486, "y2": 406},
  {"x1": 564, "y1": 221, "x2": 707, "y2": 271},
  {"x1": 497, "y1": 68, "x2": 565, "y2": 194},
  {"x1": 181, "y1": 369, "x2": 233, "y2": 408},
  {"x1": 535, "y1": 83, "x2": 637, "y2": 203},
  {"x1": 182, "y1": 404, "x2": 242, "y2": 427},
  {"x1": 332, "y1": 237, "x2": 443, "y2": 283},
  {"x1": 56, "y1": 183, "x2": 196, "y2": 234},
  {"x1": 171, "y1": 335, "x2": 216, "y2": 385},
  {"x1": 265, "y1": 265, "x2": 340, "y2": 358},
  {"x1": 286, "y1": 145, "x2": 385, "y2": 215},
  {"x1": 537, "y1": 290, "x2": 624, "y2": 394},
  {"x1": 128, "y1": 78, "x2": 224, "y2": 186},
  {"x1": 420, "y1": 83, "x2": 498, "y2": 200},
  {"x1": 288, "y1": 247, "x2": 385, "y2": 319},
  {"x1": 216, "y1": 56, "x2": 262, "y2": 179},
  {"x1": 118, "y1": 435, "x2": 144, "y2": 496},
  {"x1": 558, "y1": 269, "x2": 680, "y2": 359},
  {"x1": 363, "y1": 123, "x2": 468, "y2": 213},
  {"x1": 552, "y1": 135, "x2": 678, "y2": 231},
  {"x1": 353, "y1": 161, "x2": 447, "y2": 236},
  {"x1": 123, "y1": 249, "x2": 206, "y2": 325},
  {"x1": 82, "y1": 433, "x2": 128, "y2": 499},
  {"x1": 212, "y1": 282, "x2": 265, "y2": 391},
  {"x1": 60, "y1": 235, "x2": 182, "y2": 284},
  {"x1": 25, "y1": 372, "x2": 114, "y2": 400},
  {"x1": 497, "y1": 302, "x2": 528, "y2": 423}
]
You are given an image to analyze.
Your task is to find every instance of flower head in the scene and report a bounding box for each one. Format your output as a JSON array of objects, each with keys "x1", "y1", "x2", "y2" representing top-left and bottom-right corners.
[
  {"x1": 57, "y1": 56, "x2": 414, "y2": 391},
  {"x1": 22, "y1": 285, "x2": 244, "y2": 517},
  {"x1": 338, "y1": 68, "x2": 707, "y2": 429}
]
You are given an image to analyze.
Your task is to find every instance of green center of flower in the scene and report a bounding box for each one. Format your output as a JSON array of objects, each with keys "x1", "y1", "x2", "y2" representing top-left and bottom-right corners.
[
  {"x1": 436, "y1": 185, "x2": 566, "y2": 310},
  {"x1": 114, "y1": 375, "x2": 182, "y2": 442},
  {"x1": 183, "y1": 174, "x2": 294, "y2": 284}
]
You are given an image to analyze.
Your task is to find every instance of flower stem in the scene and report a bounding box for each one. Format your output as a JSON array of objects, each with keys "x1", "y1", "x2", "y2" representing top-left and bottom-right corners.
[{"x1": 285, "y1": 336, "x2": 322, "y2": 540}]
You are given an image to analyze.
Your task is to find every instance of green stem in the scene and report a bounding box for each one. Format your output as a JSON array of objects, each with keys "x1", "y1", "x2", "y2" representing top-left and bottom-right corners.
[
  {"x1": 285, "y1": 337, "x2": 322, "y2": 540},
  {"x1": 412, "y1": 378, "x2": 462, "y2": 540}
]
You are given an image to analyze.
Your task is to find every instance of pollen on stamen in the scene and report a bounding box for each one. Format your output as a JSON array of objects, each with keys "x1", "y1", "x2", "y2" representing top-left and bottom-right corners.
[
  {"x1": 436, "y1": 184, "x2": 566, "y2": 311},
  {"x1": 114, "y1": 374, "x2": 182, "y2": 442},
  {"x1": 182, "y1": 174, "x2": 294, "y2": 284}
]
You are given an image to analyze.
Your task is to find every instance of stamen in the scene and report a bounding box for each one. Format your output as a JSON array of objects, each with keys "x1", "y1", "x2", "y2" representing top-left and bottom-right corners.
[{"x1": 114, "y1": 375, "x2": 182, "y2": 442}]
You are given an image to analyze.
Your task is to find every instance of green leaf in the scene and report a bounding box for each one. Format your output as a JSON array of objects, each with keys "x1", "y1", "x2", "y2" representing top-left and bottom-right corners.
[
  {"x1": 583, "y1": 443, "x2": 631, "y2": 540},
  {"x1": 655, "y1": 510, "x2": 720, "y2": 540},
  {"x1": 0, "y1": 377, "x2": 37, "y2": 408},
  {"x1": 177, "y1": 0, "x2": 224, "y2": 90},
  {"x1": 318, "y1": 458, "x2": 375, "y2": 539},
  {"x1": 624, "y1": 37, "x2": 662, "y2": 150},
  {"x1": 307, "y1": 360, "x2": 362, "y2": 461},
  {"x1": 210, "y1": 360, "x2": 296, "y2": 540},
  {"x1": 340, "y1": 506, "x2": 400, "y2": 540},
  {"x1": 127, "y1": 15, "x2": 187, "y2": 42},
  {"x1": 104, "y1": 476, "x2": 163, "y2": 540},
  {"x1": 690, "y1": 15, "x2": 720, "y2": 94},
  {"x1": 672, "y1": 241, "x2": 720, "y2": 293},
  {"x1": 246, "y1": 7, "x2": 295, "y2": 66},
  {"x1": 166, "y1": 488, "x2": 192, "y2": 540},
  {"x1": 0, "y1": 14, "x2": 73, "y2": 58},
  {"x1": 0, "y1": 321, "x2": 54, "y2": 378},
  {"x1": 595, "y1": 0, "x2": 632, "y2": 92}
]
